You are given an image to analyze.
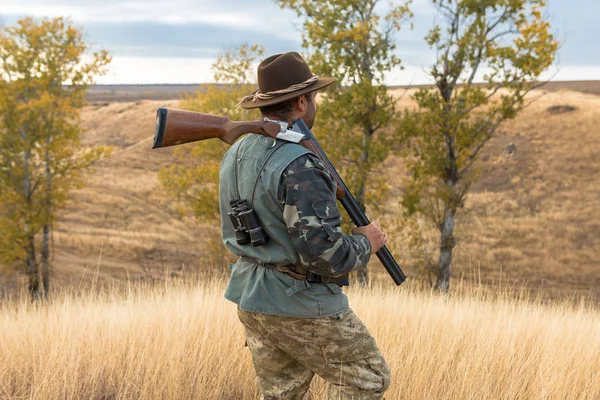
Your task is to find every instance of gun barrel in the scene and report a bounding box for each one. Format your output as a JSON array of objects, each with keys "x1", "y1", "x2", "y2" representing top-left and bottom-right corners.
[{"x1": 294, "y1": 119, "x2": 406, "y2": 285}]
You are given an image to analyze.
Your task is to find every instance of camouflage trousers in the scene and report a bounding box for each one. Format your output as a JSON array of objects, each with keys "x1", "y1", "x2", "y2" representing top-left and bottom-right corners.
[{"x1": 237, "y1": 308, "x2": 391, "y2": 400}]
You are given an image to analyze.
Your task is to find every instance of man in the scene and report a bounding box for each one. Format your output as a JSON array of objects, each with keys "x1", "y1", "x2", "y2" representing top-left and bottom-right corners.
[{"x1": 219, "y1": 52, "x2": 391, "y2": 399}]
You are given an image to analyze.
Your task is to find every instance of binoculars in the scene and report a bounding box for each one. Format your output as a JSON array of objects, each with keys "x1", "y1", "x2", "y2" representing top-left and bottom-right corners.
[{"x1": 228, "y1": 199, "x2": 269, "y2": 247}]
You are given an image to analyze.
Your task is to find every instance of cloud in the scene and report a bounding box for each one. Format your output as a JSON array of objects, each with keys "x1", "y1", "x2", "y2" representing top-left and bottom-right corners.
[
  {"x1": 95, "y1": 55, "x2": 436, "y2": 85},
  {"x1": 542, "y1": 65, "x2": 600, "y2": 82},
  {"x1": 82, "y1": 21, "x2": 301, "y2": 58},
  {"x1": 3, "y1": 0, "x2": 599, "y2": 84},
  {"x1": 95, "y1": 56, "x2": 216, "y2": 84},
  {"x1": 96, "y1": 54, "x2": 600, "y2": 86},
  {"x1": 1, "y1": 0, "x2": 301, "y2": 39},
  {"x1": 2, "y1": 0, "x2": 304, "y2": 60}
]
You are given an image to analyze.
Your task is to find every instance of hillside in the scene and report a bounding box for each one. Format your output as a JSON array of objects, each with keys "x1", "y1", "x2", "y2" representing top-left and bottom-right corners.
[
  {"x1": 387, "y1": 88, "x2": 600, "y2": 298},
  {"x1": 1, "y1": 87, "x2": 599, "y2": 299}
]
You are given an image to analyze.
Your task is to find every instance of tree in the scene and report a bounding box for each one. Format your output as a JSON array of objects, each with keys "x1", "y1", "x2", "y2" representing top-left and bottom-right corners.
[
  {"x1": 158, "y1": 44, "x2": 263, "y2": 266},
  {"x1": 276, "y1": 0, "x2": 412, "y2": 286},
  {"x1": 0, "y1": 17, "x2": 111, "y2": 299},
  {"x1": 396, "y1": 0, "x2": 558, "y2": 292}
]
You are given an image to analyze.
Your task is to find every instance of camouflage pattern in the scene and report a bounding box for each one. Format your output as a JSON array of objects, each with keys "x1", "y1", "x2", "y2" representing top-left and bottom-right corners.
[
  {"x1": 279, "y1": 153, "x2": 371, "y2": 278},
  {"x1": 237, "y1": 307, "x2": 391, "y2": 400}
]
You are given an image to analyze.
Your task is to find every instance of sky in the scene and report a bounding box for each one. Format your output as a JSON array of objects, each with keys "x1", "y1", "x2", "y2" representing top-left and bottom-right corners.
[{"x1": 3, "y1": 0, "x2": 599, "y2": 85}]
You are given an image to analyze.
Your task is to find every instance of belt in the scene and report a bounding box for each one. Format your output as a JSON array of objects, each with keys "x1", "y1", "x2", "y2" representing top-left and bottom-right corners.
[{"x1": 240, "y1": 256, "x2": 347, "y2": 287}]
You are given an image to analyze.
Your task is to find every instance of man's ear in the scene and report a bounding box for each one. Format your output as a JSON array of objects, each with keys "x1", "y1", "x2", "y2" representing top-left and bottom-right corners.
[{"x1": 296, "y1": 95, "x2": 307, "y2": 113}]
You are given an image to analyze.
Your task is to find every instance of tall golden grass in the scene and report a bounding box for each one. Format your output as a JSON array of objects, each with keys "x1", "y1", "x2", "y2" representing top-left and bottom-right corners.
[{"x1": 1, "y1": 279, "x2": 599, "y2": 399}]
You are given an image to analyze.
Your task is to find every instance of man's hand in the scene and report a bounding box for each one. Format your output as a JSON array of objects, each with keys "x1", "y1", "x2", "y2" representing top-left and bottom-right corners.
[{"x1": 352, "y1": 221, "x2": 387, "y2": 254}]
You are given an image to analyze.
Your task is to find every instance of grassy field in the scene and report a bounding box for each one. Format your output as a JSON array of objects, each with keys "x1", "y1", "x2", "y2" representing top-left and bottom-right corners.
[{"x1": 1, "y1": 278, "x2": 599, "y2": 399}]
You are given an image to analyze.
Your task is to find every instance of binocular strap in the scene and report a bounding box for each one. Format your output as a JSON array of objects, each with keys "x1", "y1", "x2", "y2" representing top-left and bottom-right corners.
[{"x1": 233, "y1": 136, "x2": 290, "y2": 208}]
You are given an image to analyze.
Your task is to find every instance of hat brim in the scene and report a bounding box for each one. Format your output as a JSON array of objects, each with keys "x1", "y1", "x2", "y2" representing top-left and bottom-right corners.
[{"x1": 239, "y1": 77, "x2": 336, "y2": 109}]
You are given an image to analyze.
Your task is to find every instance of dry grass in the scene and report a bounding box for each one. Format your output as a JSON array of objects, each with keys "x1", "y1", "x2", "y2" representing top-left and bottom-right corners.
[{"x1": 1, "y1": 279, "x2": 599, "y2": 399}]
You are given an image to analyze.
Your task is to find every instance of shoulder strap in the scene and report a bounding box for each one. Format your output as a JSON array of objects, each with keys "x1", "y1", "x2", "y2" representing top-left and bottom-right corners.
[
  {"x1": 249, "y1": 140, "x2": 289, "y2": 207},
  {"x1": 232, "y1": 136, "x2": 249, "y2": 200}
]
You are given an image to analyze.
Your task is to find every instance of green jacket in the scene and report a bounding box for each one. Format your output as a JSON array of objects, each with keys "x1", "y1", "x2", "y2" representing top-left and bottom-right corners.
[{"x1": 220, "y1": 133, "x2": 371, "y2": 318}]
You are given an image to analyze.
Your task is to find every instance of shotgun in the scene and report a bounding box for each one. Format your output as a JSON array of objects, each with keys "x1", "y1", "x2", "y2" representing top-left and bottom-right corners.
[{"x1": 152, "y1": 107, "x2": 406, "y2": 286}]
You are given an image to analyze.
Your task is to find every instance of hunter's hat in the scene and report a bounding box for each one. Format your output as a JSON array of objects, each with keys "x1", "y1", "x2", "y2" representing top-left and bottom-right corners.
[{"x1": 238, "y1": 52, "x2": 335, "y2": 109}]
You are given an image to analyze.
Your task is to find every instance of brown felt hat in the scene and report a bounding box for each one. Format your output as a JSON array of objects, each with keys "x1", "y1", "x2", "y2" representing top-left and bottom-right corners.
[{"x1": 238, "y1": 52, "x2": 335, "y2": 109}]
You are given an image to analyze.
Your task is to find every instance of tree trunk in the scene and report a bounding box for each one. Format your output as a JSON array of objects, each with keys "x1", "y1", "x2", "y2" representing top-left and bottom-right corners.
[
  {"x1": 435, "y1": 206, "x2": 456, "y2": 293},
  {"x1": 42, "y1": 130, "x2": 52, "y2": 297},
  {"x1": 26, "y1": 234, "x2": 40, "y2": 300},
  {"x1": 355, "y1": 189, "x2": 368, "y2": 286},
  {"x1": 23, "y1": 140, "x2": 40, "y2": 300},
  {"x1": 436, "y1": 105, "x2": 458, "y2": 292},
  {"x1": 42, "y1": 223, "x2": 50, "y2": 297},
  {"x1": 354, "y1": 127, "x2": 372, "y2": 288}
]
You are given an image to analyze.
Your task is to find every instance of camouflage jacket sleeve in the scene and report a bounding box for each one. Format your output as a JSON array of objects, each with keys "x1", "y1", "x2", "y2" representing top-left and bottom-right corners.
[{"x1": 278, "y1": 153, "x2": 371, "y2": 277}]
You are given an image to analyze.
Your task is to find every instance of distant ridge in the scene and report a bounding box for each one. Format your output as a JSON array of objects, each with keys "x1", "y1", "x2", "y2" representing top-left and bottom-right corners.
[
  {"x1": 86, "y1": 80, "x2": 600, "y2": 103},
  {"x1": 86, "y1": 83, "x2": 220, "y2": 102}
]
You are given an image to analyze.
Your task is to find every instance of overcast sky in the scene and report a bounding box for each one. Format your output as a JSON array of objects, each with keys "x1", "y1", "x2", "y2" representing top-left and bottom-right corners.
[{"x1": 3, "y1": 0, "x2": 599, "y2": 84}]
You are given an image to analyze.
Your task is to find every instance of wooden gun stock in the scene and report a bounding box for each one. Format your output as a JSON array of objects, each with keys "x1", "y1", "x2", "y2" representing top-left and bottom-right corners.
[{"x1": 152, "y1": 107, "x2": 282, "y2": 149}]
